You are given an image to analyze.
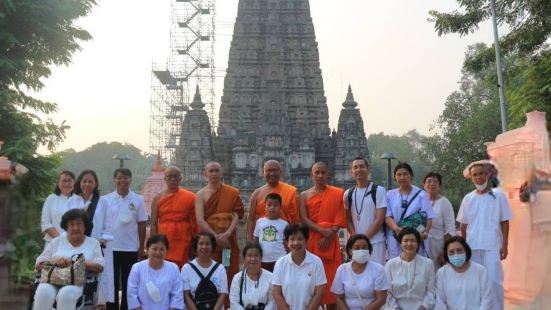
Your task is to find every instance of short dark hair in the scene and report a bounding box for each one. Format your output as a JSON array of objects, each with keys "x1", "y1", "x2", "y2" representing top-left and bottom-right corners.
[
  {"x1": 191, "y1": 232, "x2": 217, "y2": 252},
  {"x1": 265, "y1": 192, "x2": 282, "y2": 205},
  {"x1": 54, "y1": 170, "x2": 75, "y2": 196},
  {"x1": 394, "y1": 162, "x2": 414, "y2": 177},
  {"x1": 345, "y1": 234, "x2": 373, "y2": 257},
  {"x1": 242, "y1": 243, "x2": 263, "y2": 258},
  {"x1": 423, "y1": 172, "x2": 442, "y2": 186},
  {"x1": 284, "y1": 223, "x2": 309, "y2": 241},
  {"x1": 397, "y1": 227, "x2": 422, "y2": 249},
  {"x1": 443, "y1": 236, "x2": 472, "y2": 263},
  {"x1": 146, "y1": 234, "x2": 169, "y2": 250},
  {"x1": 113, "y1": 168, "x2": 132, "y2": 179},
  {"x1": 60, "y1": 209, "x2": 91, "y2": 233},
  {"x1": 351, "y1": 157, "x2": 369, "y2": 168},
  {"x1": 74, "y1": 170, "x2": 100, "y2": 196}
]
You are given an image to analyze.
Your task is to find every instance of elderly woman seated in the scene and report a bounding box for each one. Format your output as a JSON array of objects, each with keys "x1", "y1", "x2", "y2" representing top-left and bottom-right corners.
[{"x1": 34, "y1": 208, "x2": 104, "y2": 310}]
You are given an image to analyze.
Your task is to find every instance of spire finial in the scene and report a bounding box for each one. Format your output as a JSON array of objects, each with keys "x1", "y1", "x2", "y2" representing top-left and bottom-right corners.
[
  {"x1": 190, "y1": 85, "x2": 204, "y2": 110},
  {"x1": 343, "y1": 84, "x2": 358, "y2": 108}
]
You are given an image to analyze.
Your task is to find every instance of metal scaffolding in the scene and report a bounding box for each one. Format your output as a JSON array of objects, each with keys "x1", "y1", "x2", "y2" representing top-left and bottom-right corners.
[{"x1": 149, "y1": 0, "x2": 216, "y2": 163}]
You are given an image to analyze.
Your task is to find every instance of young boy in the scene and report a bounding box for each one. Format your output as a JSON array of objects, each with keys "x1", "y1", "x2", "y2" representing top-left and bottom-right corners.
[{"x1": 253, "y1": 193, "x2": 288, "y2": 272}]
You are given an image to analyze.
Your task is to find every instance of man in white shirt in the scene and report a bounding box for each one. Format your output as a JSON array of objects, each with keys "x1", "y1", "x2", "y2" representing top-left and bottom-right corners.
[
  {"x1": 457, "y1": 161, "x2": 512, "y2": 310},
  {"x1": 344, "y1": 157, "x2": 388, "y2": 265},
  {"x1": 104, "y1": 168, "x2": 148, "y2": 310}
]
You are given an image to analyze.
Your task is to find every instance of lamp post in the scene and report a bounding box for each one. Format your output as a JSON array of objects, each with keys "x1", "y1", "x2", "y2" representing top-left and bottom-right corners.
[
  {"x1": 490, "y1": 0, "x2": 508, "y2": 132},
  {"x1": 381, "y1": 152, "x2": 397, "y2": 189},
  {"x1": 113, "y1": 154, "x2": 131, "y2": 168}
]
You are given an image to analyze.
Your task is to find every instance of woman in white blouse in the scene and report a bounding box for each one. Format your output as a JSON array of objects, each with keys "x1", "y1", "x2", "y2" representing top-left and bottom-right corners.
[
  {"x1": 127, "y1": 234, "x2": 184, "y2": 310},
  {"x1": 331, "y1": 234, "x2": 389, "y2": 310},
  {"x1": 229, "y1": 243, "x2": 275, "y2": 310},
  {"x1": 34, "y1": 209, "x2": 104, "y2": 310},
  {"x1": 423, "y1": 172, "x2": 456, "y2": 269},
  {"x1": 40, "y1": 171, "x2": 76, "y2": 245},
  {"x1": 435, "y1": 236, "x2": 492, "y2": 310},
  {"x1": 385, "y1": 227, "x2": 435, "y2": 310}
]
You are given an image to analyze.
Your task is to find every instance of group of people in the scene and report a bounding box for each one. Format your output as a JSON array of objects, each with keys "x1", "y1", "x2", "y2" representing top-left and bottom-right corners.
[{"x1": 33, "y1": 156, "x2": 512, "y2": 310}]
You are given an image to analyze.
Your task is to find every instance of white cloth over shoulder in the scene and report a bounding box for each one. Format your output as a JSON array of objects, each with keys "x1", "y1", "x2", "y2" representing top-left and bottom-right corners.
[
  {"x1": 456, "y1": 189, "x2": 512, "y2": 251},
  {"x1": 435, "y1": 262, "x2": 493, "y2": 310},
  {"x1": 272, "y1": 251, "x2": 327, "y2": 310},
  {"x1": 229, "y1": 269, "x2": 275, "y2": 310},
  {"x1": 330, "y1": 261, "x2": 389, "y2": 310},
  {"x1": 40, "y1": 194, "x2": 75, "y2": 242},
  {"x1": 127, "y1": 260, "x2": 184, "y2": 310},
  {"x1": 385, "y1": 255, "x2": 435, "y2": 310}
]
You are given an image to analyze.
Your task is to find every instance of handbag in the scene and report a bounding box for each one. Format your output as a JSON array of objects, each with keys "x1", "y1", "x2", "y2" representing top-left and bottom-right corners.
[
  {"x1": 394, "y1": 190, "x2": 426, "y2": 237},
  {"x1": 39, "y1": 253, "x2": 86, "y2": 286}
]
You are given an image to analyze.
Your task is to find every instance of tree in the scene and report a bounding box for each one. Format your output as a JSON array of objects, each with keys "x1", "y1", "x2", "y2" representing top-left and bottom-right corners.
[
  {"x1": 58, "y1": 142, "x2": 156, "y2": 193},
  {"x1": 429, "y1": 0, "x2": 551, "y2": 71},
  {"x1": 0, "y1": 0, "x2": 97, "y2": 285}
]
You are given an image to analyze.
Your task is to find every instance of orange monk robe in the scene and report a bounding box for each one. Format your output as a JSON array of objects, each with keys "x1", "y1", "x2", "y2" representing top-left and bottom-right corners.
[
  {"x1": 157, "y1": 188, "x2": 197, "y2": 268},
  {"x1": 255, "y1": 182, "x2": 299, "y2": 224},
  {"x1": 305, "y1": 185, "x2": 346, "y2": 305},
  {"x1": 204, "y1": 184, "x2": 244, "y2": 285}
]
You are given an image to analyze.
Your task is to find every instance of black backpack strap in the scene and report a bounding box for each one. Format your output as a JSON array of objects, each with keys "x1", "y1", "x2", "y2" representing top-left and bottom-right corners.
[
  {"x1": 85, "y1": 194, "x2": 100, "y2": 237},
  {"x1": 369, "y1": 184, "x2": 378, "y2": 205},
  {"x1": 239, "y1": 270, "x2": 245, "y2": 306},
  {"x1": 188, "y1": 263, "x2": 206, "y2": 281},
  {"x1": 399, "y1": 190, "x2": 422, "y2": 221},
  {"x1": 346, "y1": 186, "x2": 355, "y2": 209},
  {"x1": 205, "y1": 263, "x2": 219, "y2": 281}
]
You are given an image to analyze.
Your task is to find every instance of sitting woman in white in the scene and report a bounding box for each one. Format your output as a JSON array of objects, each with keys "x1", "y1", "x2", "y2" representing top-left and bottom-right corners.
[
  {"x1": 272, "y1": 223, "x2": 326, "y2": 310},
  {"x1": 181, "y1": 232, "x2": 228, "y2": 310},
  {"x1": 127, "y1": 234, "x2": 184, "y2": 310},
  {"x1": 34, "y1": 209, "x2": 104, "y2": 310},
  {"x1": 385, "y1": 227, "x2": 435, "y2": 310},
  {"x1": 435, "y1": 236, "x2": 493, "y2": 310},
  {"x1": 331, "y1": 234, "x2": 388, "y2": 310},
  {"x1": 229, "y1": 243, "x2": 275, "y2": 309}
]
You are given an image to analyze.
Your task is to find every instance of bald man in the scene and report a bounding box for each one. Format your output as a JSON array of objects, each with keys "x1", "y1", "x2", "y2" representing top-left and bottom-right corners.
[
  {"x1": 150, "y1": 166, "x2": 197, "y2": 267},
  {"x1": 195, "y1": 162, "x2": 244, "y2": 289},
  {"x1": 246, "y1": 160, "x2": 299, "y2": 243},
  {"x1": 300, "y1": 162, "x2": 346, "y2": 308}
]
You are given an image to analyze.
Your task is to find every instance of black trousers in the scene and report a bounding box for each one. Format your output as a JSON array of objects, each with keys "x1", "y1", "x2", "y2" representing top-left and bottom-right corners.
[{"x1": 107, "y1": 251, "x2": 138, "y2": 310}]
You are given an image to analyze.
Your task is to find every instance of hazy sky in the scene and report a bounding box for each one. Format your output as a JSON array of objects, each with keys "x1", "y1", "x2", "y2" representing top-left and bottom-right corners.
[{"x1": 36, "y1": 0, "x2": 497, "y2": 154}]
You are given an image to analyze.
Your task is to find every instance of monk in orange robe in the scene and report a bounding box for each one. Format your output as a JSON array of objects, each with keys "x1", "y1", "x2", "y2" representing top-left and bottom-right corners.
[
  {"x1": 247, "y1": 160, "x2": 299, "y2": 243},
  {"x1": 151, "y1": 166, "x2": 197, "y2": 267},
  {"x1": 300, "y1": 162, "x2": 346, "y2": 308},
  {"x1": 195, "y1": 162, "x2": 244, "y2": 289}
]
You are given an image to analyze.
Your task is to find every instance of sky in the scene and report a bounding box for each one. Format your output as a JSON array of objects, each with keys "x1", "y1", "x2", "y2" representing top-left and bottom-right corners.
[{"x1": 35, "y1": 0, "x2": 498, "y2": 154}]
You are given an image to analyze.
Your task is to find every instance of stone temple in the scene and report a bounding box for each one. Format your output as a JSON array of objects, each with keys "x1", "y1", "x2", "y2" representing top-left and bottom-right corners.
[{"x1": 176, "y1": 0, "x2": 370, "y2": 194}]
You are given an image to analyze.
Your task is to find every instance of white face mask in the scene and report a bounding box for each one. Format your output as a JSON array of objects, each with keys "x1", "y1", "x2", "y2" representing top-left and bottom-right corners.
[
  {"x1": 474, "y1": 181, "x2": 488, "y2": 191},
  {"x1": 146, "y1": 281, "x2": 162, "y2": 303},
  {"x1": 351, "y1": 249, "x2": 370, "y2": 264}
]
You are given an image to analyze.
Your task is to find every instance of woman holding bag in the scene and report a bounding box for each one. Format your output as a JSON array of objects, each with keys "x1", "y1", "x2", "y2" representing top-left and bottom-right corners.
[
  {"x1": 34, "y1": 209, "x2": 104, "y2": 310},
  {"x1": 385, "y1": 162, "x2": 435, "y2": 259}
]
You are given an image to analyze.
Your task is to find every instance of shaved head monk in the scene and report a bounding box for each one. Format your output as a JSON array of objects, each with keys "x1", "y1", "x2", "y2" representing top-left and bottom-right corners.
[
  {"x1": 300, "y1": 162, "x2": 346, "y2": 309},
  {"x1": 150, "y1": 166, "x2": 197, "y2": 267},
  {"x1": 246, "y1": 160, "x2": 299, "y2": 243},
  {"x1": 195, "y1": 162, "x2": 244, "y2": 290}
]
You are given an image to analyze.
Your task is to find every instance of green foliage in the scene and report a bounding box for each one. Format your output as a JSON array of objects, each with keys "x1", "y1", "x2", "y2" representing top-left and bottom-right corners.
[
  {"x1": 367, "y1": 130, "x2": 432, "y2": 188},
  {"x1": 429, "y1": 0, "x2": 551, "y2": 72},
  {"x1": 58, "y1": 142, "x2": 156, "y2": 193}
]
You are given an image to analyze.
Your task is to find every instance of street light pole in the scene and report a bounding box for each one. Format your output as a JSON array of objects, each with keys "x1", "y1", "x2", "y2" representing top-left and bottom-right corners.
[
  {"x1": 381, "y1": 152, "x2": 397, "y2": 190},
  {"x1": 490, "y1": 0, "x2": 508, "y2": 132},
  {"x1": 113, "y1": 154, "x2": 131, "y2": 168}
]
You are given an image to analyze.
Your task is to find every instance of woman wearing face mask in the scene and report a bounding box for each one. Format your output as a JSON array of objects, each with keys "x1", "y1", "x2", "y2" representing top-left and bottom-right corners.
[
  {"x1": 40, "y1": 171, "x2": 76, "y2": 246},
  {"x1": 435, "y1": 236, "x2": 492, "y2": 310},
  {"x1": 127, "y1": 234, "x2": 184, "y2": 310},
  {"x1": 385, "y1": 227, "x2": 435, "y2": 310},
  {"x1": 229, "y1": 243, "x2": 275, "y2": 310},
  {"x1": 331, "y1": 234, "x2": 388, "y2": 310}
]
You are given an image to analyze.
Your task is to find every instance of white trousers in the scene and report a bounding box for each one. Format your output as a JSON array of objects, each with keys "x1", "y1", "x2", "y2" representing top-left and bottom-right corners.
[
  {"x1": 34, "y1": 283, "x2": 83, "y2": 310},
  {"x1": 371, "y1": 241, "x2": 387, "y2": 266},
  {"x1": 471, "y1": 249, "x2": 504, "y2": 310}
]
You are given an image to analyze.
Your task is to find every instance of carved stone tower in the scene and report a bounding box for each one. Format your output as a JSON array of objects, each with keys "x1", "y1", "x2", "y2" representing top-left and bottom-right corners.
[
  {"x1": 213, "y1": 0, "x2": 333, "y2": 192},
  {"x1": 334, "y1": 85, "x2": 370, "y2": 188},
  {"x1": 176, "y1": 86, "x2": 213, "y2": 191}
]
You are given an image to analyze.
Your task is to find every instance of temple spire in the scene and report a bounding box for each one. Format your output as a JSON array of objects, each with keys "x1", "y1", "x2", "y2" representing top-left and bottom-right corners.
[
  {"x1": 190, "y1": 85, "x2": 204, "y2": 110},
  {"x1": 343, "y1": 84, "x2": 358, "y2": 109}
]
